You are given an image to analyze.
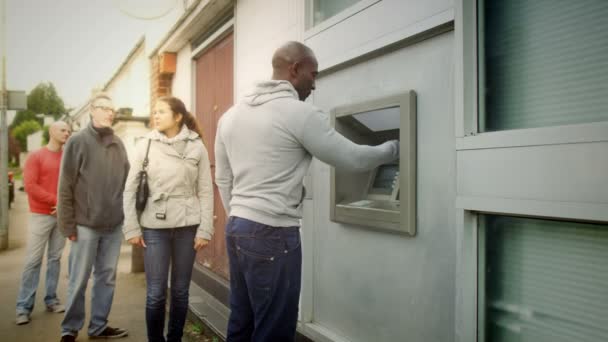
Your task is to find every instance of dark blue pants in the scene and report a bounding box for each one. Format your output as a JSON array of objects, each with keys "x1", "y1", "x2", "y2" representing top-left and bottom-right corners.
[
  {"x1": 226, "y1": 216, "x2": 302, "y2": 342},
  {"x1": 143, "y1": 226, "x2": 197, "y2": 342}
]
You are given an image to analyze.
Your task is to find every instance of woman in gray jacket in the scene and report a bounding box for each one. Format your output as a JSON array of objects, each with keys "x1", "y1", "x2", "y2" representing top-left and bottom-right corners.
[{"x1": 123, "y1": 96, "x2": 213, "y2": 342}]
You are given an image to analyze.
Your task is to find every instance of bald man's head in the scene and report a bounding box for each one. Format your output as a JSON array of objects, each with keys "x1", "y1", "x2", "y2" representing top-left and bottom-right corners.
[
  {"x1": 272, "y1": 41, "x2": 318, "y2": 101},
  {"x1": 48, "y1": 121, "x2": 71, "y2": 146}
]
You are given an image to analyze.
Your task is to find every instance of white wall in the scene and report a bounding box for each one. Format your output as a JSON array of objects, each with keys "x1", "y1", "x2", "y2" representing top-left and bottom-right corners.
[
  {"x1": 43, "y1": 115, "x2": 55, "y2": 126},
  {"x1": 68, "y1": 105, "x2": 90, "y2": 132},
  {"x1": 172, "y1": 44, "x2": 193, "y2": 111},
  {"x1": 26, "y1": 130, "x2": 43, "y2": 152},
  {"x1": 75, "y1": 114, "x2": 90, "y2": 131},
  {"x1": 8, "y1": 110, "x2": 16, "y2": 126},
  {"x1": 113, "y1": 120, "x2": 151, "y2": 163},
  {"x1": 234, "y1": 0, "x2": 304, "y2": 99},
  {"x1": 105, "y1": 45, "x2": 151, "y2": 117}
]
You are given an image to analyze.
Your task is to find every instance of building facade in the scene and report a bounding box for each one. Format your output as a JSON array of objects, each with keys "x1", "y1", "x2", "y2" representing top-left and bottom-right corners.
[{"x1": 138, "y1": 1, "x2": 608, "y2": 341}]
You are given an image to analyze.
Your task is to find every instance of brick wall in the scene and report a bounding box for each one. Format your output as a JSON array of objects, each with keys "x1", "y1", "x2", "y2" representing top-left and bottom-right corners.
[{"x1": 150, "y1": 53, "x2": 177, "y2": 127}]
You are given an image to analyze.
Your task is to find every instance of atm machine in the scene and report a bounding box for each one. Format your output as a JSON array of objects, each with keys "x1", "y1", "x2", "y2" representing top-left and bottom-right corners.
[{"x1": 330, "y1": 91, "x2": 416, "y2": 236}]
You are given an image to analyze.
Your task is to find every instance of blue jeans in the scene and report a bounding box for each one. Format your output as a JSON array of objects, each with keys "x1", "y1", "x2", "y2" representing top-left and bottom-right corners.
[
  {"x1": 61, "y1": 225, "x2": 122, "y2": 337},
  {"x1": 143, "y1": 226, "x2": 197, "y2": 342},
  {"x1": 225, "y1": 216, "x2": 302, "y2": 342},
  {"x1": 16, "y1": 213, "x2": 66, "y2": 315}
]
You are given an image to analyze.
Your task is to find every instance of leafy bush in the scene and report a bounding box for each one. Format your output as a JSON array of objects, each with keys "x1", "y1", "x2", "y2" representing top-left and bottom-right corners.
[{"x1": 11, "y1": 120, "x2": 42, "y2": 151}]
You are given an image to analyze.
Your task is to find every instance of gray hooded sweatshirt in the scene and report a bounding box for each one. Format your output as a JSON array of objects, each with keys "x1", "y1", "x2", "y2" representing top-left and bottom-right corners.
[{"x1": 214, "y1": 80, "x2": 399, "y2": 228}]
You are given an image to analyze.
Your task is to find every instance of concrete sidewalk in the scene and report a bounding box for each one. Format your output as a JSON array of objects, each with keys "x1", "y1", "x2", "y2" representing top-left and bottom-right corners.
[{"x1": 0, "y1": 183, "x2": 149, "y2": 341}]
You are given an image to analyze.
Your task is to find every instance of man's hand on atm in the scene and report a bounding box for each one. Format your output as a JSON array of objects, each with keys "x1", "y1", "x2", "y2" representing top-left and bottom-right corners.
[{"x1": 384, "y1": 140, "x2": 400, "y2": 160}]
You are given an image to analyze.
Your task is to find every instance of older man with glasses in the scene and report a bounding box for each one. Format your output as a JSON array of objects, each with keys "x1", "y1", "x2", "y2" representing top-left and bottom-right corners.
[{"x1": 57, "y1": 93, "x2": 130, "y2": 342}]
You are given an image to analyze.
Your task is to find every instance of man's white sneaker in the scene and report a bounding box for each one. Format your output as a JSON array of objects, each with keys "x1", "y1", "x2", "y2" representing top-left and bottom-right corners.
[
  {"x1": 16, "y1": 314, "x2": 30, "y2": 325},
  {"x1": 46, "y1": 303, "x2": 66, "y2": 313}
]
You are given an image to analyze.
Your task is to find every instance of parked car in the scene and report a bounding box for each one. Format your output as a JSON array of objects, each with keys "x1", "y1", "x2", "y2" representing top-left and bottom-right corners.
[{"x1": 8, "y1": 171, "x2": 14, "y2": 208}]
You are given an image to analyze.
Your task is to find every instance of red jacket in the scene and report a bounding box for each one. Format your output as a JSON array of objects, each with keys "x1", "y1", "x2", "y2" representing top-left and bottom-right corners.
[{"x1": 24, "y1": 147, "x2": 62, "y2": 215}]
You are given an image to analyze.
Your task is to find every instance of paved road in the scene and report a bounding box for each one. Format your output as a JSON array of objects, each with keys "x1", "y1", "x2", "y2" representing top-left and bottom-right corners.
[{"x1": 0, "y1": 181, "x2": 150, "y2": 341}]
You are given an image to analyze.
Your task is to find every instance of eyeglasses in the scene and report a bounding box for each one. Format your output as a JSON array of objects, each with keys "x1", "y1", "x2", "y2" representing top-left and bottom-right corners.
[{"x1": 93, "y1": 106, "x2": 115, "y2": 113}]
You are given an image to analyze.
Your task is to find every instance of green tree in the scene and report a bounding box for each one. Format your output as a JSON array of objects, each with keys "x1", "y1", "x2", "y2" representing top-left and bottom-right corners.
[
  {"x1": 42, "y1": 125, "x2": 50, "y2": 145},
  {"x1": 11, "y1": 120, "x2": 42, "y2": 151},
  {"x1": 27, "y1": 82, "x2": 66, "y2": 119},
  {"x1": 9, "y1": 109, "x2": 41, "y2": 129}
]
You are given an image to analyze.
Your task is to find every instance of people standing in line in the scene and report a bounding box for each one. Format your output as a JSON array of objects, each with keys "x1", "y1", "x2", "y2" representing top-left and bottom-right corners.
[
  {"x1": 123, "y1": 96, "x2": 214, "y2": 342},
  {"x1": 214, "y1": 41, "x2": 400, "y2": 342},
  {"x1": 57, "y1": 93, "x2": 130, "y2": 341},
  {"x1": 15, "y1": 121, "x2": 71, "y2": 325}
]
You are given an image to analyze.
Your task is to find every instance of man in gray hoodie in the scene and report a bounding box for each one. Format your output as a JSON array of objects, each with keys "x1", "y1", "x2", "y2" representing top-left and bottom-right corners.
[
  {"x1": 215, "y1": 42, "x2": 399, "y2": 341},
  {"x1": 57, "y1": 93, "x2": 130, "y2": 342}
]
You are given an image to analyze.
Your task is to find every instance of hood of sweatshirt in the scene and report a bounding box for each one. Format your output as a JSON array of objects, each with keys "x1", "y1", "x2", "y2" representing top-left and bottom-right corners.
[
  {"x1": 147, "y1": 124, "x2": 198, "y2": 143},
  {"x1": 244, "y1": 80, "x2": 299, "y2": 106}
]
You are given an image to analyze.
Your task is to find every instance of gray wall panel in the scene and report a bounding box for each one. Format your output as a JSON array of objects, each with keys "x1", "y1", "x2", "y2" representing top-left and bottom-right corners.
[
  {"x1": 304, "y1": 32, "x2": 456, "y2": 342},
  {"x1": 457, "y1": 142, "x2": 608, "y2": 204}
]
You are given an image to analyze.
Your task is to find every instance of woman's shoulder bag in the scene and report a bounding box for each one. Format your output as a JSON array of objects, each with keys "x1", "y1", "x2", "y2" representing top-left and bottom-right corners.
[{"x1": 135, "y1": 139, "x2": 152, "y2": 214}]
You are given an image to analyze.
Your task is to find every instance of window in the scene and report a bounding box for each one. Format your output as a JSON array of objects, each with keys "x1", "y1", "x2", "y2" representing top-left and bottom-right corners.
[
  {"x1": 479, "y1": 0, "x2": 608, "y2": 132},
  {"x1": 479, "y1": 215, "x2": 608, "y2": 342},
  {"x1": 311, "y1": 0, "x2": 363, "y2": 26}
]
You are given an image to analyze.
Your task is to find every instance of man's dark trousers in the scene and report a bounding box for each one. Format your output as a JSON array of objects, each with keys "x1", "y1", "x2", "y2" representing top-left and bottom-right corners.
[{"x1": 225, "y1": 216, "x2": 302, "y2": 342}]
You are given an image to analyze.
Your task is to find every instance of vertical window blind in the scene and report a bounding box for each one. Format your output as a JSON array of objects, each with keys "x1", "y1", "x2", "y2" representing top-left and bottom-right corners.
[
  {"x1": 482, "y1": 215, "x2": 608, "y2": 342},
  {"x1": 480, "y1": 0, "x2": 608, "y2": 131}
]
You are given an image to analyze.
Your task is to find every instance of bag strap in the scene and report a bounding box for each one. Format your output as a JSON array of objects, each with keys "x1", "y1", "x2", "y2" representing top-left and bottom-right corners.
[{"x1": 142, "y1": 139, "x2": 152, "y2": 171}]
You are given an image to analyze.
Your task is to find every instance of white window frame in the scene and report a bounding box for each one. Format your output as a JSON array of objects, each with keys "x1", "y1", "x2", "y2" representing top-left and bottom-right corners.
[
  {"x1": 457, "y1": 0, "x2": 608, "y2": 146},
  {"x1": 304, "y1": 0, "x2": 382, "y2": 39},
  {"x1": 456, "y1": 0, "x2": 608, "y2": 224}
]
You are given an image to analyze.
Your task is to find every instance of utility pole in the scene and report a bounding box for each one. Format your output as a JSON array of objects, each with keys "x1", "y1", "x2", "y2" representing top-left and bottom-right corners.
[
  {"x1": 0, "y1": 0, "x2": 25, "y2": 250},
  {"x1": 0, "y1": 0, "x2": 9, "y2": 250}
]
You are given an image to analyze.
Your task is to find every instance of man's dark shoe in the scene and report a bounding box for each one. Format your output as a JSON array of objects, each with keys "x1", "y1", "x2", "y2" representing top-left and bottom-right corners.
[
  {"x1": 89, "y1": 326, "x2": 128, "y2": 339},
  {"x1": 60, "y1": 335, "x2": 76, "y2": 342}
]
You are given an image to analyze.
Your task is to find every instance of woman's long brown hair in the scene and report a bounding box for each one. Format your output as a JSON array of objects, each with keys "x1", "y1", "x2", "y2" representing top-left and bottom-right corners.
[{"x1": 157, "y1": 96, "x2": 204, "y2": 140}]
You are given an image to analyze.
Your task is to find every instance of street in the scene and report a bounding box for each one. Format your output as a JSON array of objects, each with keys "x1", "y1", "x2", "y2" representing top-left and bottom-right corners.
[{"x1": 0, "y1": 181, "x2": 149, "y2": 341}]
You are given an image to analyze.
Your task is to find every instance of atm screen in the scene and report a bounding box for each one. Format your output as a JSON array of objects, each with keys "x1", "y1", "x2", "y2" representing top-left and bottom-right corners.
[{"x1": 369, "y1": 164, "x2": 399, "y2": 195}]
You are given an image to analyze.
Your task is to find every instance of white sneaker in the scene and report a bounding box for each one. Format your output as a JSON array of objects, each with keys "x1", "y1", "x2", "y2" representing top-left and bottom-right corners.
[
  {"x1": 46, "y1": 303, "x2": 65, "y2": 313},
  {"x1": 16, "y1": 314, "x2": 30, "y2": 325}
]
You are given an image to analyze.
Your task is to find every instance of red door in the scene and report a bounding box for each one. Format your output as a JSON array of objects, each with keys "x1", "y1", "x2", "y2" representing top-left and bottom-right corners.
[{"x1": 194, "y1": 32, "x2": 233, "y2": 279}]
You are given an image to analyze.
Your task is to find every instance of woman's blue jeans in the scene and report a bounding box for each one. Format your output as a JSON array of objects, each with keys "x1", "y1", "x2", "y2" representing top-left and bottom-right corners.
[{"x1": 143, "y1": 226, "x2": 197, "y2": 342}]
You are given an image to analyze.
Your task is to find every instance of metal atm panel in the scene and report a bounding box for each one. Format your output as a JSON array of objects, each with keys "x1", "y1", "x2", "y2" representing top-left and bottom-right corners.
[{"x1": 330, "y1": 91, "x2": 416, "y2": 236}]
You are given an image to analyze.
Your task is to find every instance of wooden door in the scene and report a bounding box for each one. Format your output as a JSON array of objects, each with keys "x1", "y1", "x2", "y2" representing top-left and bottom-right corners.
[{"x1": 194, "y1": 32, "x2": 233, "y2": 280}]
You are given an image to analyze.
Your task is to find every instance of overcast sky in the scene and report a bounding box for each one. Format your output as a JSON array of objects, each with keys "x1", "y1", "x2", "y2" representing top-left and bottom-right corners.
[{"x1": 6, "y1": 0, "x2": 182, "y2": 110}]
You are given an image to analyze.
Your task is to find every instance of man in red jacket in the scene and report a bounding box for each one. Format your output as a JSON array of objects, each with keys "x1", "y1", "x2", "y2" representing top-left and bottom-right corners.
[{"x1": 16, "y1": 121, "x2": 71, "y2": 325}]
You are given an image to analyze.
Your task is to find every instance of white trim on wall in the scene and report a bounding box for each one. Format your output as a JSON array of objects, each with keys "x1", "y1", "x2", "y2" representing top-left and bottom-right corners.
[
  {"x1": 454, "y1": 209, "x2": 478, "y2": 342},
  {"x1": 313, "y1": 8, "x2": 454, "y2": 73},
  {"x1": 456, "y1": 197, "x2": 608, "y2": 224},
  {"x1": 454, "y1": 0, "x2": 477, "y2": 138},
  {"x1": 456, "y1": 121, "x2": 608, "y2": 151},
  {"x1": 190, "y1": 58, "x2": 197, "y2": 113},
  {"x1": 191, "y1": 18, "x2": 235, "y2": 59},
  {"x1": 299, "y1": 199, "x2": 316, "y2": 324},
  {"x1": 298, "y1": 322, "x2": 351, "y2": 342},
  {"x1": 304, "y1": 0, "x2": 382, "y2": 38}
]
